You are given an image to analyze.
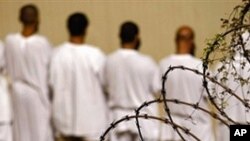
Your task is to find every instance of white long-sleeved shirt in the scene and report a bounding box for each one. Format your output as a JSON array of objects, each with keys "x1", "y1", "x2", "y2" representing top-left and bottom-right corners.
[
  {"x1": 160, "y1": 54, "x2": 207, "y2": 116},
  {"x1": 105, "y1": 48, "x2": 161, "y2": 139},
  {"x1": 50, "y1": 42, "x2": 108, "y2": 139},
  {"x1": 215, "y1": 32, "x2": 250, "y2": 141},
  {"x1": 5, "y1": 33, "x2": 53, "y2": 141},
  {"x1": 159, "y1": 54, "x2": 214, "y2": 141}
]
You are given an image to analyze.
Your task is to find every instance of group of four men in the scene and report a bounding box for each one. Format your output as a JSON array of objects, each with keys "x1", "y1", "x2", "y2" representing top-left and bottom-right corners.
[{"x1": 2, "y1": 3, "x2": 241, "y2": 141}]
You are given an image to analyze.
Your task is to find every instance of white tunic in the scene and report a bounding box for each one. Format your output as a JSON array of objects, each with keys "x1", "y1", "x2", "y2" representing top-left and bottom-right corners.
[
  {"x1": 104, "y1": 49, "x2": 161, "y2": 140},
  {"x1": 214, "y1": 58, "x2": 250, "y2": 141},
  {"x1": 50, "y1": 42, "x2": 108, "y2": 139},
  {"x1": 5, "y1": 33, "x2": 53, "y2": 141},
  {"x1": 159, "y1": 54, "x2": 214, "y2": 141},
  {"x1": 215, "y1": 32, "x2": 250, "y2": 141},
  {"x1": 0, "y1": 41, "x2": 12, "y2": 141}
]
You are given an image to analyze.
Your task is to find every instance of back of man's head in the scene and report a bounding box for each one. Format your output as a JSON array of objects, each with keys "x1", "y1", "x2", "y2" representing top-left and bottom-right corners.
[
  {"x1": 19, "y1": 4, "x2": 39, "y2": 26},
  {"x1": 67, "y1": 12, "x2": 89, "y2": 36},
  {"x1": 175, "y1": 26, "x2": 195, "y2": 44},
  {"x1": 175, "y1": 26, "x2": 196, "y2": 55},
  {"x1": 119, "y1": 21, "x2": 139, "y2": 45}
]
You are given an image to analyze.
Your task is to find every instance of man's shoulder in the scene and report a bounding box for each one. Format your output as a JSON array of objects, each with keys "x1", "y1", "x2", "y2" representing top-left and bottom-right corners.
[
  {"x1": 28, "y1": 34, "x2": 51, "y2": 47},
  {"x1": 190, "y1": 56, "x2": 203, "y2": 65},
  {"x1": 55, "y1": 43, "x2": 105, "y2": 58},
  {"x1": 139, "y1": 53, "x2": 156, "y2": 64},
  {"x1": 83, "y1": 45, "x2": 106, "y2": 62},
  {"x1": 159, "y1": 55, "x2": 173, "y2": 66},
  {"x1": 161, "y1": 55, "x2": 201, "y2": 63},
  {"x1": 84, "y1": 44, "x2": 104, "y2": 55},
  {"x1": 34, "y1": 34, "x2": 49, "y2": 42},
  {"x1": 5, "y1": 33, "x2": 19, "y2": 41},
  {"x1": 53, "y1": 43, "x2": 70, "y2": 56},
  {"x1": 108, "y1": 50, "x2": 155, "y2": 61},
  {"x1": 5, "y1": 33, "x2": 49, "y2": 44},
  {"x1": 126, "y1": 51, "x2": 157, "y2": 68}
]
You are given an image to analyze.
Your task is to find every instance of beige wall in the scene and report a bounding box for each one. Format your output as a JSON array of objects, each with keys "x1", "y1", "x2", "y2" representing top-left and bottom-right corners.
[{"x1": 0, "y1": 0, "x2": 240, "y2": 61}]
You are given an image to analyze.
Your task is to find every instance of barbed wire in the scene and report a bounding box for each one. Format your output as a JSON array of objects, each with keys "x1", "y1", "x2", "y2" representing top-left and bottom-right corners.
[
  {"x1": 203, "y1": 0, "x2": 250, "y2": 126},
  {"x1": 100, "y1": 0, "x2": 250, "y2": 141}
]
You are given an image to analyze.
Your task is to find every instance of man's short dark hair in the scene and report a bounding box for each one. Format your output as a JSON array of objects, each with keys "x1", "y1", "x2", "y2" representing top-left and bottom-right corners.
[
  {"x1": 19, "y1": 4, "x2": 39, "y2": 25},
  {"x1": 67, "y1": 13, "x2": 89, "y2": 36},
  {"x1": 119, "y1": 21, "x2": 139, "y2": 44}
]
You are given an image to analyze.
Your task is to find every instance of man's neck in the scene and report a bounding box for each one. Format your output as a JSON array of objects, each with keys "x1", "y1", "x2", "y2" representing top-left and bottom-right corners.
[
  {"x1": 70, "y1": 36, "x2": 85, "y2": 45},
  {"x1": 177, "y1": 46, "x2": 190, "y2": 55},
  {"x1": 22, "y1": 26, "x2": 36, "y2": 37},
  {"x1": 122, "y1": 43, "x2": 135, "y2": 50}
]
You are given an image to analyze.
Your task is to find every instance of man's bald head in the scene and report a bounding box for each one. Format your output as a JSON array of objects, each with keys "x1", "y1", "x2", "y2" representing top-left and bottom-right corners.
[
  {"x1": 175, "y1": 26, "x2": 196, "y2": 55},
  {"x1": 175, "y1": 26, "x2": 195, "y2": 44},
  {"x1": 19, "y1": 4, "x2": 39, "y2": 26}
]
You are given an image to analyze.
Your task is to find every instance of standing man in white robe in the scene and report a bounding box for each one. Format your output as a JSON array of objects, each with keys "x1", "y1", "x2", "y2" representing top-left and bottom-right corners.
[
  {"x1": 105, "y1": 21, "x2": 161, "y2": 141},
  {"x1": 215, "y1": 32, "x2": 250, "y2": 141},
  {"x1": 0, "y1": 41, "x2": 12, "y2": 141},
  {"x1": 159, "y1": 26, "x2": 214, "y2": 141},
  {"x1": 4, "y1": 4, "x2": 53, "y2": 141},
  {"x1": 50, "y1": 13, "x2": 108, "y2": 141}
]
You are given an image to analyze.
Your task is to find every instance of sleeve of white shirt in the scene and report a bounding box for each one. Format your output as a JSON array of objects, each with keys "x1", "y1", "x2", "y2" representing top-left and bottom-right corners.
[
  {"x1": 41, "y1": 37, "x2": 52, "y2": 70},
  {"x1": 150, "y1": 61, "x2": 161, "y2": 96},
  {"x1": 49, "y1": 51, "x2": 61, "y2": 90},
  {"x1": 96, "y1": 50, "x2": 107, "y2": 88}
]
